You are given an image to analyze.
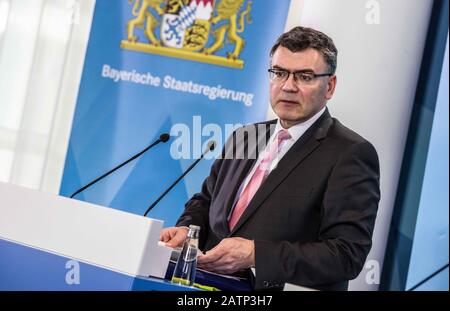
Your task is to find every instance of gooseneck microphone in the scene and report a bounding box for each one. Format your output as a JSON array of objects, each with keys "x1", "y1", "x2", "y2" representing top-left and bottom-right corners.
[
  {"x1": 143, "y1": 140, "x2": 216, "y2": 217},
  {"x1": 70, "y1": 133, "x2": 170, "y2": 198}
]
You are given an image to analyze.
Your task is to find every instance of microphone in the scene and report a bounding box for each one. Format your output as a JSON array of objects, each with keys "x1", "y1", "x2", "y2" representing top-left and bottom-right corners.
[
  {"x1": 143, "y1": 140, "x2": 216, "y2": 217},
  {"x1": 70, "y1": 133, "x2": 170, "y2": 198}
]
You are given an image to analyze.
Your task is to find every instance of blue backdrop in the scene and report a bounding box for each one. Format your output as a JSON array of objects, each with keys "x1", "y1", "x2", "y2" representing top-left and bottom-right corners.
[{"x1": 60, "y1": 0, "x2": 291, "y2": 226}]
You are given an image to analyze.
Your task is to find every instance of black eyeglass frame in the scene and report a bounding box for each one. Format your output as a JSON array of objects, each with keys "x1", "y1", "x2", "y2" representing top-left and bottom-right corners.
[{"x1": 268, "y1": 68, "x2": 334, "y2": 82}]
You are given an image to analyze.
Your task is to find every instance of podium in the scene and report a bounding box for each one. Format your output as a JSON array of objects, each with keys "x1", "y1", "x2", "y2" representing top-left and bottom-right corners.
[{"x1": 0, "y1": 182, "x2": 195, "y2": 290}]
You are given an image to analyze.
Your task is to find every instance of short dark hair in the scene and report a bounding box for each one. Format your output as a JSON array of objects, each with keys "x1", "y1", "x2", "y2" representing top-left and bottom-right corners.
[{"x1": 270, "y1": 26, "x2": 338, "y2": 74}]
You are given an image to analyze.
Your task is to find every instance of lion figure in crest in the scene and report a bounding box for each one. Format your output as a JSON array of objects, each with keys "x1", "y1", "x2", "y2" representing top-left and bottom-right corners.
[{"x1": 204, "y1": 0, "x2": 252, "y2": 59}]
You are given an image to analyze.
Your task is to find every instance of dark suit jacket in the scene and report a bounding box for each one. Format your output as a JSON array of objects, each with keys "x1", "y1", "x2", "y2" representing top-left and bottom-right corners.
[{"x1": 176, "y1": 109, "x2": 380, "y2": 291}]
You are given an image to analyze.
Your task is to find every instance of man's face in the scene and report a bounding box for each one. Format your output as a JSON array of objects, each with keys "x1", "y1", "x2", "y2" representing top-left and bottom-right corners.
[{"x1": 269, "y1": 47, "x2": 337, "y2": 128}]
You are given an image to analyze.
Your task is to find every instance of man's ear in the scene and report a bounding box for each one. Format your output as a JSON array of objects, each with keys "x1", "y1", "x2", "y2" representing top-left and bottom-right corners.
[{"x1": 326, "y1": 75, "x2": 337, "y2": 100}]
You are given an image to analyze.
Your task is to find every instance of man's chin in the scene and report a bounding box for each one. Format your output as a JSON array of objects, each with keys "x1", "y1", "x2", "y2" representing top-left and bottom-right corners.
[{"x1": 274, "y1": 110, "x2": 304, "y2": 122}]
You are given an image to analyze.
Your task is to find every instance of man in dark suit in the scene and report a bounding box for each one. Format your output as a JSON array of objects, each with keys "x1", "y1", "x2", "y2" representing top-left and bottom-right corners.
[{"x1": 160, "y1": 26, "x2": 380, "y2": 290}]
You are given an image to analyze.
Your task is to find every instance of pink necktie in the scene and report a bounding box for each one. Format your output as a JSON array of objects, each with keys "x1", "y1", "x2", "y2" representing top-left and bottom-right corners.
[{"x1": 228, "y1": 130, "x2": 291, "y2": 230}]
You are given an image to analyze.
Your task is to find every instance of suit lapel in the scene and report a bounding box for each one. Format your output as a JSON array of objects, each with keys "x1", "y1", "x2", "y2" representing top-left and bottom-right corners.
[
  {"x1": 222, "y1": 121, "x2": 276, "y2": 232},
  {"x1": 229, "y1": 110, "x2": 333, "y2": 235}
]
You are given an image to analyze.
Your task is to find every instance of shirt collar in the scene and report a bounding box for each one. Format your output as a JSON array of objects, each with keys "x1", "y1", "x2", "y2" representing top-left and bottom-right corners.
[{"x1": 274, "y1": 106, "x2": 327, "y2": 142}]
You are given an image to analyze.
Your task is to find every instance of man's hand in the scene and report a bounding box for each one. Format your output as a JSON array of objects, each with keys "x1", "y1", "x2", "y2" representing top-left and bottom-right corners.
[
  {"x1": 159, "y1": 226, "x2": 189, "y2": 248},
  {"x1": 197, "y1": 237, "x2": 255, "y2": 274}
]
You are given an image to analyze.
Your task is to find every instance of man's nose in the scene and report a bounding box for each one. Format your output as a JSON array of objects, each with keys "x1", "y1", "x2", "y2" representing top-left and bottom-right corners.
[{"x1": 281, "y1": 74, "x2": 299, "y2": 92}]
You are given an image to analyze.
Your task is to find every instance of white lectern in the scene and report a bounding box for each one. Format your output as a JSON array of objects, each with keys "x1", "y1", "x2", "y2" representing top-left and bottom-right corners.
[{"x1": 0, "y1": 182, "x2": 186, "y2": 290}]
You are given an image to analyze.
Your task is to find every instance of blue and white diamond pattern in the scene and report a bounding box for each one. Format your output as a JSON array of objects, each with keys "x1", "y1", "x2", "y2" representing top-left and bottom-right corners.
[{"x1": 161, "y1": 4, "x2": 197, "y2": 48}]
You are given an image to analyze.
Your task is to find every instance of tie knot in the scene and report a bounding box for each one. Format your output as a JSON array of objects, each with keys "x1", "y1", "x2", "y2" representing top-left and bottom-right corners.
[{"x1": 276, "y1": 129, "x2": 291, "y2": 142}]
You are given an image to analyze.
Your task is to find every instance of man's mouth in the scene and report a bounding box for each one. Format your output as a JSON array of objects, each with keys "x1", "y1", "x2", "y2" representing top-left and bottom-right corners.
[{"x1": 278, "y1": 99, "x2": 298, "y2": 106}]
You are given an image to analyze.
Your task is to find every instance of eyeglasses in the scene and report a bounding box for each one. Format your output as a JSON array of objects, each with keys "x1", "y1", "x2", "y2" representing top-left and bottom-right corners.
[{"x1": 268, "y1": 68, "x2": 333, "y2": 85}]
